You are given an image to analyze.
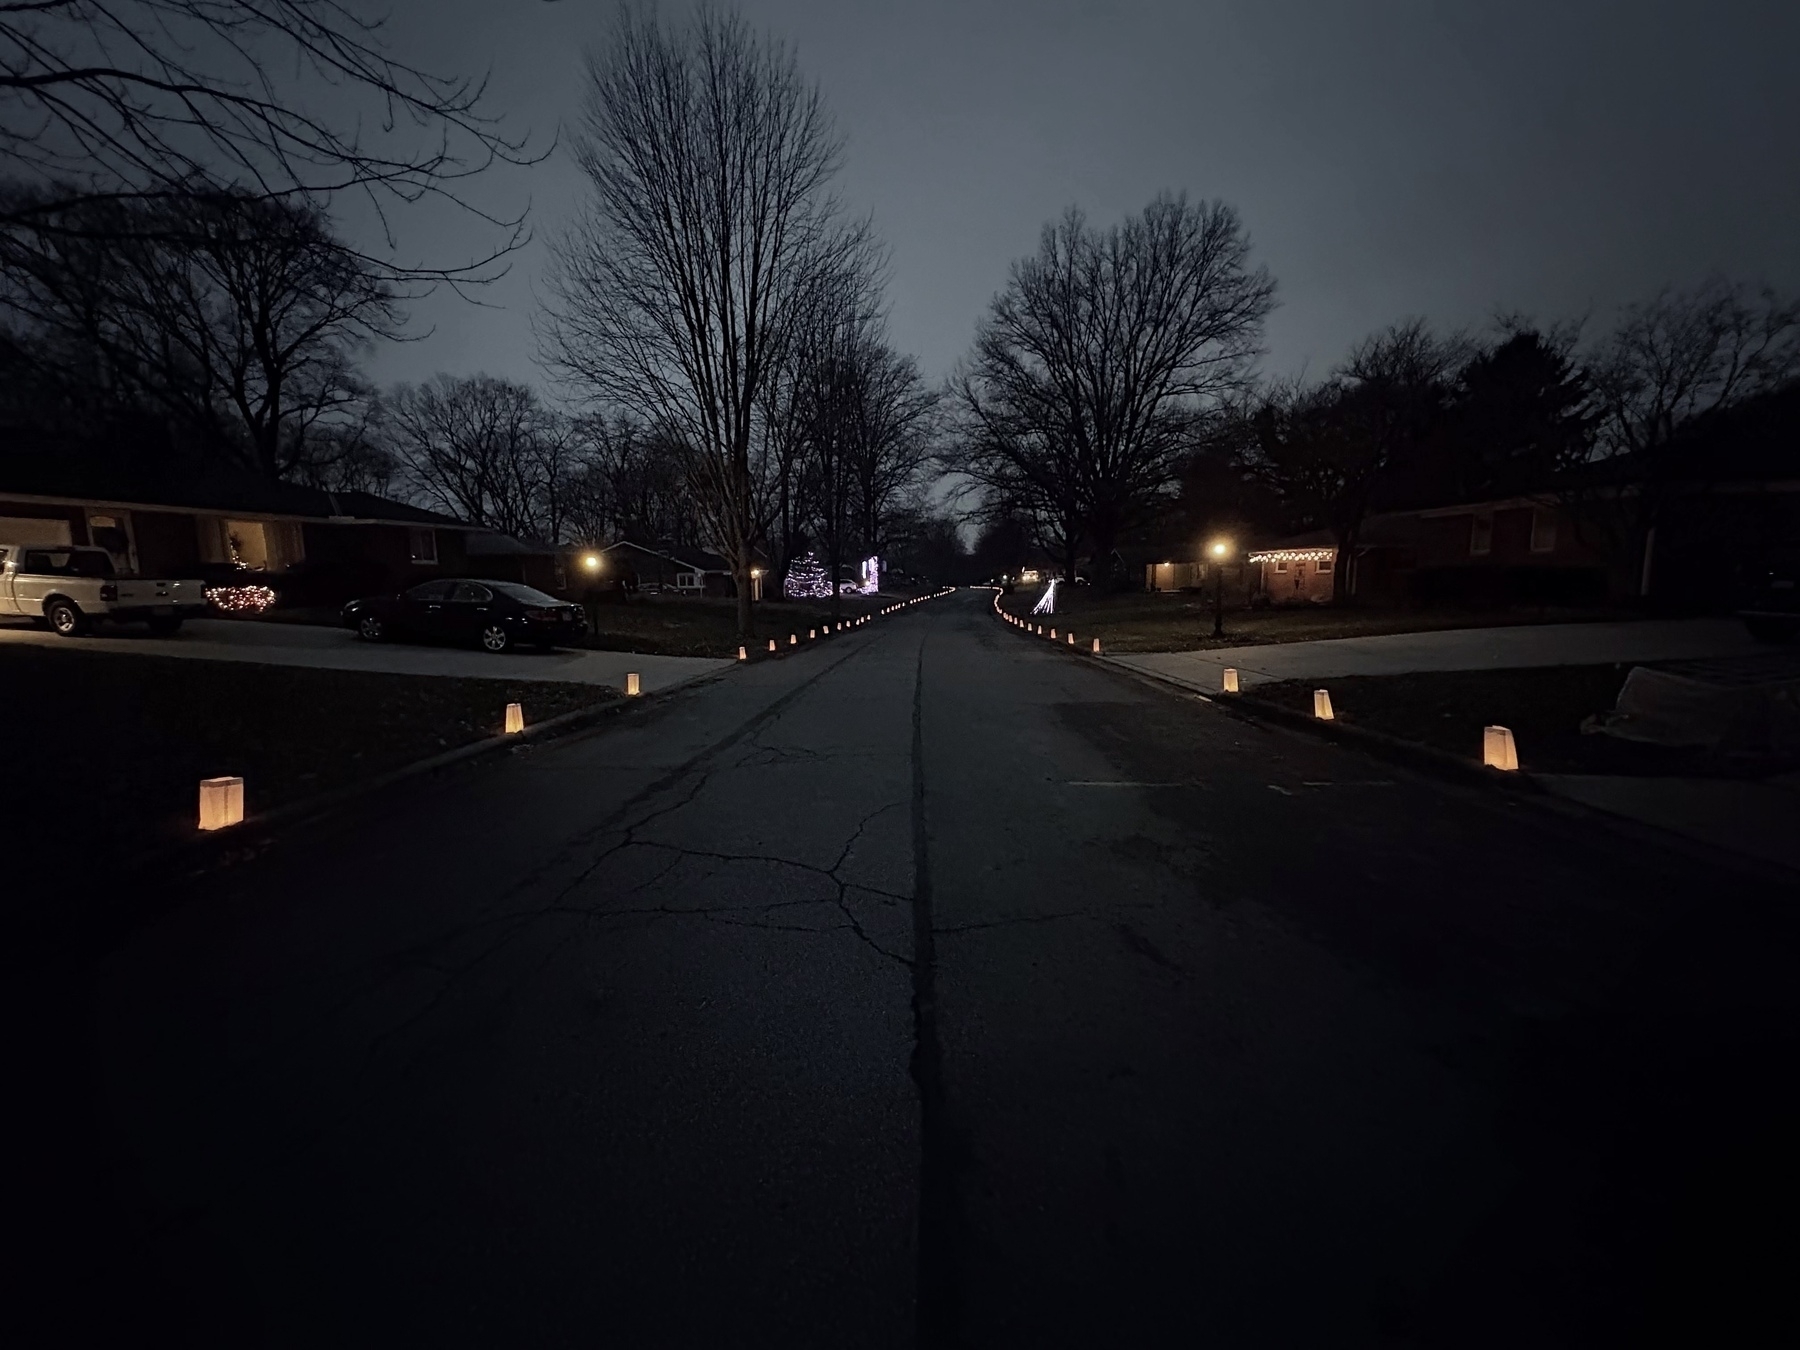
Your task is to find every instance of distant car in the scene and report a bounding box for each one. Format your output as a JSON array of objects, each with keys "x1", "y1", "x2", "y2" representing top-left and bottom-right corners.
[
  {"x1": 1738, "y1": 546, "x2": 1799, "y2": 644},
  {"x1": 342, "y1": 579, "x2": 587, "y2": 653}
]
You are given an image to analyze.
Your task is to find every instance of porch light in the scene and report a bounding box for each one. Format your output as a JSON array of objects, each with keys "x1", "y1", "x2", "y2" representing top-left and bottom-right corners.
[
  {"x1": 198, "y1": 776, "x2": 244, "y2": 831},
  {"x1": 582, "y1": 553, "x2": 601, "y2": 571},
  {"x1": 504, "y1": 702, "x2": 525, "y2": 734},
  {"x1": 1483, "y1": 725, "x2": 1519, "y2": 771},
  {"x1": 1210, "y1": 539, "x2": 1231, "y2": 559}
]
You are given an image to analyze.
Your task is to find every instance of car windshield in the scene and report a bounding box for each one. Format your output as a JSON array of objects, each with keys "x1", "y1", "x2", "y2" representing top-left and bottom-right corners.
[
  {"x1": 490, "y1": 583, "x2": 563, "y2": 605},
  {"x1": 22, "y1": 547, "x2": 114, "y2": 577}
]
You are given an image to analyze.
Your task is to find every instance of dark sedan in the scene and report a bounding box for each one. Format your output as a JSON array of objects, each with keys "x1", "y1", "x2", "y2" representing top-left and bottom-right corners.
[{"x1": 342, "y1": 579, "x2": 588, "y2": 652}]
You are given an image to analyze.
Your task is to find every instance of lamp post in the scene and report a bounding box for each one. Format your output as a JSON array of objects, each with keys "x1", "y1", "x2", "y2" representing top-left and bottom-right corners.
[{"x1": 1209, "y1": 539, "x2": 1231, "y2": 638}]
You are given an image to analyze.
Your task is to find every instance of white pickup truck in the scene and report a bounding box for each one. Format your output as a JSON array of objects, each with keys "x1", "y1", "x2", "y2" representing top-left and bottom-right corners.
[{"x1": 0, "y1": 543, "x2": 208, "y2": 636}]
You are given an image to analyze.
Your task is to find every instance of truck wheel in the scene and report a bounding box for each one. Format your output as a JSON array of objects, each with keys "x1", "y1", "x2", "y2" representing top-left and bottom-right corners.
[
  {"x1": 147, "y1": 616, "x2": 184, "y2": 636},
  {"x1": 45, "y1": 599, "x2": 86, "y2": 636},
  {"x1": 1745, "y1": 616, "x2": 1799, "y2": 644}
]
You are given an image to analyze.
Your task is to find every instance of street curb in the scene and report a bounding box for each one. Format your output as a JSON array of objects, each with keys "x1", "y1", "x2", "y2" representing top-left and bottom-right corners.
[
  {"x1": 989, "y1": 591, "x2": 1539, "y2": 792},
  {"x1": 148, "y1": 588, "x2": 959, "y2": 876},
  {"x1": 136, "y1": 668, "x2": 724, "y2": 878},
  {"x1": 990, "y1": 599, "x2": 1800, "y2": 887}
]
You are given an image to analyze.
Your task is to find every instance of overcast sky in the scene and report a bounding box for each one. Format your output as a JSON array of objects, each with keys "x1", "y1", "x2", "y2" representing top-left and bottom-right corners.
[{"x1": 358, "y1": 0, "x2": 1800, "y2": 394}]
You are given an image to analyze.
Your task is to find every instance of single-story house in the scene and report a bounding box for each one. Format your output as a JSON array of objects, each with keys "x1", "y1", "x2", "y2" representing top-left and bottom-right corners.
[
  {"x1": 598, "y1": 540, "x2": 765, "y2": 599},
  {"x1": 0, "y1": 451, "x2": 480, "y2": 606}
]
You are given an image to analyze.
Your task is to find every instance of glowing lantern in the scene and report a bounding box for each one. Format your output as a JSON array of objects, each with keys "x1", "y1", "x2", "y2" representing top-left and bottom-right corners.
[
  {"x1": 790, "y1": 633, "x2": 798, "y2": 645},
  {"x1": 1222, "y1": 667, "x2": 1239, "y2": 693},
  {"x1": 504, "y1": 702, "x2": 525, "y2": 734},
  {"x1": 625, "y1": 672, "x2": 641, "y2": 697},
  {"x1": 768, "y1": 639, "x2": 777, "y2": 652},
  {"x1": 1066, "y1": 632, "x2": 1074, "y2": 645},
  {"x1": 1483, "y1": 725, "x2": 1519, "y2": 771},
  {"x1": 1049, "y1": 628, "x2": 1056, "y2": 639},
  {"x1": 1313, "y1": 689, "x2": 1334, "y2": 720},
  {"x1": 1091, "y1": 638, "x2": 1101, "y2": 654},
  {"x1": 198, "y1": 776, "x2": 244, "y2": 831},
  {"x1": 738, "y1": 646, "x2": 747, "y2": 661},
  {"x1": 809, "y1": 629, "x2": 817, "y2": 639}
]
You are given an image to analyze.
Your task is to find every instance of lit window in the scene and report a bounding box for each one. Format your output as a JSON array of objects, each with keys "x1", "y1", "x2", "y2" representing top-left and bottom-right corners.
[
  {"x1": 1273, "y1": 560, "x2": 1288, "y2": 573},
  {"x1": 1316, "y1": 557, "x2": 1334, "y2": 574},
  {"x1": 1470, "y1": 514, "x2": 1493, "y2": 557},
  {"x1": 408, "y1": 528, "x2": 438, "y2": 564},
  {"x1": 1530, "y1": 510, "x2": 1557, "y2": 554}
]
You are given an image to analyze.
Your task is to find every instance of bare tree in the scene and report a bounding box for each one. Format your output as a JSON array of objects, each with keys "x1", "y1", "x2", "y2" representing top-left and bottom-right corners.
[
  {"x1": 0, "y1": 0, "x2": 540, "y2": 279},
  {"x1": 387, "y1": 374, "x2": 570, "y2": 539},
  {"x1": 953, "y1": 193, "x2": 1274, "y2": 582},
  {"x1": 0, "y1": 187, "x2": 402, "y2": 477},
  {"x1": 540, "y1": 3, "x2": 873, "y2": 636},
  {"x1": 1250, "y1": 320, "x2": 1463, "y2": 600},
  {"x1": 1584, "y1": 278, "x2": 1799, "y2": 595}
]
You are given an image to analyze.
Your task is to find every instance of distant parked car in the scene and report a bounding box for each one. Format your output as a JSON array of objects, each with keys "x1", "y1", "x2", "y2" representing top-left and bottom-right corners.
[
  {"x1": 1738, "y1": 546, "x2": 1799, "y2": 644},
  {"x1": 0, "y1": 543, "x2": 207, "y2": 635},
  {"x1": 342, "y1": 579, "x2": 588, "y2": 653}
]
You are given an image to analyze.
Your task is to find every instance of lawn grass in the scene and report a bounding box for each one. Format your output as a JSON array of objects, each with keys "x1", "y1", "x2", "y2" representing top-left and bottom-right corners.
[
  {"x1": 996, "y1": 586, "x2": 1635, "y2": 654},
  {"x1": 1240, "y1": 664, "x2": 1796, "y2": 777},
  {"x1": 0, "y1": 647, "x2": 616, "y2": 872},
  {"x1": 579, "y1": 591, "x2": 896, "y2": 658}
]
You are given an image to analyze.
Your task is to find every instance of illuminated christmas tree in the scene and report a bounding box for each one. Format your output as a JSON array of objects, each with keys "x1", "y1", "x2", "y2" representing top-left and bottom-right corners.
[{"x1": 783, "y1": 553, "x2": 832, "y2": 598}]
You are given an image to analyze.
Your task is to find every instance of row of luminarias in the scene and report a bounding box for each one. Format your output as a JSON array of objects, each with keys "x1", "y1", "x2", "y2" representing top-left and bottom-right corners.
[
  {"x1": 992, "y1": 593, "x2": 1519, "y2": 771},
  {"x1": 198, "y1": 671, "x2": 650, "y2": 831}
]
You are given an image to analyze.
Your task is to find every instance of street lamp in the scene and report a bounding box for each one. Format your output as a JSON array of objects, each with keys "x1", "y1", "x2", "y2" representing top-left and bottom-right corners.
[
  {"x1": 1209, "y1": 539, "x2": 1231, "y2": 638},
  {"x1": 582, "y1": 552, "x2": 602, "y2": 573}
]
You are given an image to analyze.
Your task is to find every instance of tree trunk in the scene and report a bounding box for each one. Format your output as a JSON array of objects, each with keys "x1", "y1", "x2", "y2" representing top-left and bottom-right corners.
[{"x1": 735, "y1": 563, "x2": 754, "y2": 638}]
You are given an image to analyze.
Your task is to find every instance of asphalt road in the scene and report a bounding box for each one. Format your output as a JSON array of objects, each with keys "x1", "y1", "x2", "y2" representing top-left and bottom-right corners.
[{"x1": 21, "y1": 590, "x2": 1800, "y2": 1346}]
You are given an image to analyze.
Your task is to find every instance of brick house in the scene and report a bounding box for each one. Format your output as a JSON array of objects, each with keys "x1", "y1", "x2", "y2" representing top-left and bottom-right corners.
[{"x1": 0, "y1": 457, "x2": 480, "y2": 606}]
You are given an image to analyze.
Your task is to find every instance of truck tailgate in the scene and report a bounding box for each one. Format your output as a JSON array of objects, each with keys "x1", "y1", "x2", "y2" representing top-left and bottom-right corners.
[{"x1": 117, "y1": 578, "x2": 208, "y2": 607}]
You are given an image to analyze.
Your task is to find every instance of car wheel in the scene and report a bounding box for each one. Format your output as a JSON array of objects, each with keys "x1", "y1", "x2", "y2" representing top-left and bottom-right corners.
[
  {"x1": 1744, "y1": 616, "x2": 1799, "y2": 644},
  {"x1": 357, "y1": 614, "x2": 386, "y2": 642},
  {"x1": 480, "y1": 623, "x2": 511, "y2": 653},
  {"x1": 46, "y1": 599, "x2": 86, "y2": 636},
  {"x1": 147, "y1": 616, "x2": 183, "y2": 636}
]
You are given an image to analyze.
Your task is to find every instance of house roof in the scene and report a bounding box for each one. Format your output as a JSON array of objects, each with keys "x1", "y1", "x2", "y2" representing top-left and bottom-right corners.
[
  {"x1": 0, "y1": 438, "x2": 467, "y2": 527},
  {"x1": 601, "y1": 539, "x2": 763, "y2": 572}
]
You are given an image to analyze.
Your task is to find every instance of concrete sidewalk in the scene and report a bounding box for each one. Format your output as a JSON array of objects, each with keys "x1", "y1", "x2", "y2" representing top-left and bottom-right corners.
[
  {"x1": 0, "y1": 616, "x2": 732, "y2": 692},
  {"x1": 1111, "y1": 617, "x2": 1763, "y2": 694}
]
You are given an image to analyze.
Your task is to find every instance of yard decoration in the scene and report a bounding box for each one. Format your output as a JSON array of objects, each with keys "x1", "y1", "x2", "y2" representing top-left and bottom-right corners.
[
  {"x1": 768, "y1": 639, "x2": 777, "y2": 652},
  {"x1": 1223, "y1": 668, "x2": 1239, "y2": 693},
  {"x1": 505, "y1": 702, "x2": 525, "y2": 734},
  {"x1": 1483, "y1": 725, "x2": 1519, "y2": 771},
  {"x1": 790, "y1": 633, "x2": 798, "y2": 645},
  {"x1": 626, "y1": 673, "x2": 641, "y2": 697},
  {"x1": 198, "y1": 776, "x2": 244, "y2": 831},
  {"x1": 738, "y1": 646, "x2": 747, "y2": 661},
  {"x1": 1092, "y1": 638, "x2": 1101, "y2": 654},
  {"x1": 1313, "y1": 689, "x2": 1334, "y2": 721}
]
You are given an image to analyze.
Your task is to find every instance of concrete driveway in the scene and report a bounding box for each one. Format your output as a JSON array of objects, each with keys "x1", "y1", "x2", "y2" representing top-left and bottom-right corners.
[
  {"x1": 0, "y1": 615, "x2": 731, "y2": 693},
  {"x1": 1111, "y1": 616, "x2": 1765, "y2": 693}
]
